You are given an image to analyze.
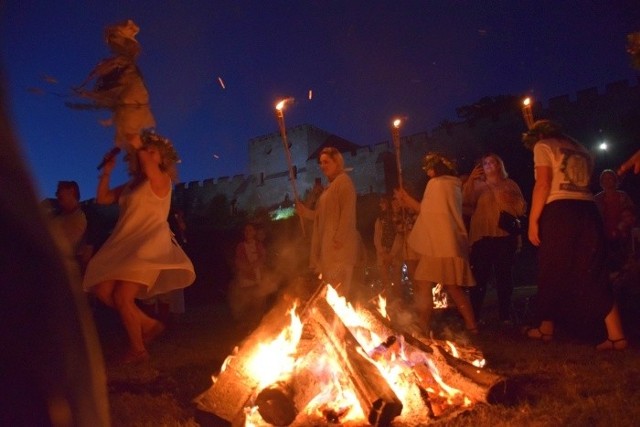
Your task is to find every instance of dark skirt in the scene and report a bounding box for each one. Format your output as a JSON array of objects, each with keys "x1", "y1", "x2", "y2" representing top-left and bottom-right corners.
[{"x1": 534, "y1": 199, "x2": 613, "y2": 340}]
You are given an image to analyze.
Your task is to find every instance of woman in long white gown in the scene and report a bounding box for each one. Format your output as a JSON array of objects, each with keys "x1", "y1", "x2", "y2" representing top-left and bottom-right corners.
[{"x1": 83, "y1": 130, "x2": 195, "y2": 363}]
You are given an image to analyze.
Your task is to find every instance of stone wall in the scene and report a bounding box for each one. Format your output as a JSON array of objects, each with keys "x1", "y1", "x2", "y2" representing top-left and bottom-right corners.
[{"x1": 174, "y1": 78, "x2": 640, "y2": 215}]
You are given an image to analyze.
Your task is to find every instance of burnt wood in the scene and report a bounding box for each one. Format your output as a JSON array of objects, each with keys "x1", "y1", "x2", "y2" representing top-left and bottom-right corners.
[{"x1": 310, "y1": 297, "x2": 403, "y2": 426}]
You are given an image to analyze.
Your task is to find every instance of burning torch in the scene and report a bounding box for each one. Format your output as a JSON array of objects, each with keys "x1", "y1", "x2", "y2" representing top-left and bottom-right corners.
[
  {"x1": 391, "y1": 118, "x2": 410, "y2": 272},
  {"x1": 521, "y1": 97, "x2": 534, "y2": 129},
  {"x1": 275, "y1": 98, "x2": 305, "y2": 235},
  {"x1": 391, "y1": 119, "x2": 404, "y2": 190}
]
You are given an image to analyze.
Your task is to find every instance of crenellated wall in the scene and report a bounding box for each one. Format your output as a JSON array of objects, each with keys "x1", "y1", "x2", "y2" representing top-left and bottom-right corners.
[{"x1": 174, "y1": 78, "x2": 640, "y2": 215}]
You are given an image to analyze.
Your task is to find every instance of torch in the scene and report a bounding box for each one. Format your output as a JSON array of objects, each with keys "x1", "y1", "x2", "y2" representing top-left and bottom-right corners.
[
  {"x1": 391, "y1": 118, "x2": 409, "y2": 283},
  {"x1": 521, "y1": 97, "x2": 534, "y2": 129},
  {"x1": 275, "y1": 98, "x2": 305, "y2": 235},
  {"x1": 391, "y1": 119, "x2": 404, "y2": 190}
]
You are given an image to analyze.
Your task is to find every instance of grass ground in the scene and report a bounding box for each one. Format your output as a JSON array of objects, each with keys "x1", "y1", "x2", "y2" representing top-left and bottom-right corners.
[{"x1": 97, "y1": 271, "x2": 640, "y2": 427}]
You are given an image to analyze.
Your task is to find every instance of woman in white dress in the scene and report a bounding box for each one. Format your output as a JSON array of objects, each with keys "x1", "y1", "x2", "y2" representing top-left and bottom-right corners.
[
  {"x1": 83, "y1": 130, "x2": 195, "y2": 363},
  {"x1": 395, "y1": 153, "x2": 477, "y2": 335}
]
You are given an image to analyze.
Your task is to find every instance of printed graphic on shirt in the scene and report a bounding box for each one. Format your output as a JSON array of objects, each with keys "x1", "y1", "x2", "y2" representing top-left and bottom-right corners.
[{"x1": 559, "y1": 147, "x2": 592, "y2": 193}]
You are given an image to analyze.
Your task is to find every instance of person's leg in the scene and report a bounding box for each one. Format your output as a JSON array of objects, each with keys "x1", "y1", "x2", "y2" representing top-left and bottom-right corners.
[
  {"x1": 112, "y1": 281, "x2": 150, "y2": 359},
  {"x1": 597, "y1": 304, "x2": 627, "y2": 350},
  {"x1": 92, "y1": 280, "x2": 116, "y2": 308},
  {"x1": 494, "y1": 236, "x2": 518, "y2": 322},
  {"x1": 469, "y1": 239, "x2": 491, "y2": 321},
  {"x1": 525, "y1": 320, "x2": 554, "y2": 341},
  {"x1": 413, "y1": 280, "x2": 434, "y2": 334},
  {"x1": 445, "y1": 284, "x2": 477, "y2": 332}
]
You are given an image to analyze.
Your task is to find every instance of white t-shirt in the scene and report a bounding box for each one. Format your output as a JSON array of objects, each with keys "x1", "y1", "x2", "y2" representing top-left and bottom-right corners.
[{"x1": 533, "y1": 137, "x2": 594, "y2": 204}]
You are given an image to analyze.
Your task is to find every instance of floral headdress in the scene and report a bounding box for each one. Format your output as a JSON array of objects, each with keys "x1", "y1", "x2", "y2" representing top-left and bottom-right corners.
[
  {"x1": 141, "y1": 129, "x2": 181, "y2": 165},
  {"x1": 422, "y1": 152, "x2": 457, "y2": 176},
  {"x1": 521, "y1": 119, "x2": 566, "y2": 150}
]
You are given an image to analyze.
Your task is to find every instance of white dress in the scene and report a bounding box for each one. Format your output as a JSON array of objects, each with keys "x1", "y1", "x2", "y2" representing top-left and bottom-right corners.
[
  {"x1": 408, "y1": 175, "x2": 475, "y2": 286},
  {"x1": 82, "y1": 179, "x2": 195, "y2": 298}
]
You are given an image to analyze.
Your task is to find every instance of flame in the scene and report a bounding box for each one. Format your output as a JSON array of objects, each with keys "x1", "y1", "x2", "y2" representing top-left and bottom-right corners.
[
  {"x1": 523, "y1": 97, "x2": 530, "y2": 106},
  {"x1": 275, "y1": 97, "x2": 294, "y2": 111},
  {"x1": 236, "y1": 284, "x2": 481, "y2": 425},
  {"x1": 446, "y1": 341, "x2": 459, "y2": 358},
  {"x1": 212, "y1": 346, "x2": 237, "y2": 384},
  {"x1": 375, "y1": 294, "x2": 389, "y2": 319},
  {"x1": 393, "y1": 118, "x2": 402, "y2": 128},
  {"x1": 246, "y1": 304, "x2": 303, "y2": 390},
  {"x1": 432, "y1": 283, "x2": 448, "y2": 308}
]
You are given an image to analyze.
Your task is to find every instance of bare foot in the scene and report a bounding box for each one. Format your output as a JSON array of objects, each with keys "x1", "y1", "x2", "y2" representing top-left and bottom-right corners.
[{"x1": 596, "y1": 338, "x2": 628, "y2": 351}]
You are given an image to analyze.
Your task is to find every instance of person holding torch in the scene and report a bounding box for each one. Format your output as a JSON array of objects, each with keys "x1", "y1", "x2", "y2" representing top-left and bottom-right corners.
[
  {"x1": 295, "y1": 147, "x2": 359, "y2": 297},
  {"x1": 394, "y1": 153, "x2": 478, "y2": 335}
]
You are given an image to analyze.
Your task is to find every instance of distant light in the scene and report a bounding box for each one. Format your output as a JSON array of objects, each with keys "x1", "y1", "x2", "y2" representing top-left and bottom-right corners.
[
  {"x1": 308, "y1": 89, "x2": 313, "y2": 100},
  {"x1": 217, "y1": 77, "x2": 226, "y2": 89},
  {"x1": 213, "y1": 154, "x2": 220, "y2": 159},
  {"x1": 599, "y1": 142, "x2": 608, "y2": 151}
]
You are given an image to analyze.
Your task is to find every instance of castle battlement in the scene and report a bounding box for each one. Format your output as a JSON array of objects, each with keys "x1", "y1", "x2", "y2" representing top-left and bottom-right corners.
[{"x1": 173, "y1": 77, "x2": 640, "y2": 215}]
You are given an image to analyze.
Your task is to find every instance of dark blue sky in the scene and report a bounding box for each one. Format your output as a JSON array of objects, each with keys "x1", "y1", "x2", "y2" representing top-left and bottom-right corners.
[{"x1": 3, "y1": 1, "x2": 640, "y2": 198}]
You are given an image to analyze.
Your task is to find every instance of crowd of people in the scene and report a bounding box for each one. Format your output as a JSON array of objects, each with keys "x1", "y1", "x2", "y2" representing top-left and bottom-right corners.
[
  {"x1": 47, "y1": 120, "x2": 640, "y2": 367},
  {"x1": 292, "y1": 119, "x2": 638, "y2": 351}
]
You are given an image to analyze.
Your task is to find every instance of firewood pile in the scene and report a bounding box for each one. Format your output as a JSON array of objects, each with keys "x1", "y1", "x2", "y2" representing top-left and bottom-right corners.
[{"x1": 196, "y1": 277, "x2": 513, "y2": 426}]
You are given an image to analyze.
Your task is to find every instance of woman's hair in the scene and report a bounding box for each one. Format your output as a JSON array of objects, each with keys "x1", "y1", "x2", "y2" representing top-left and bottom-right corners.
[
  {"x1": 423, "y1": 152, "x2": 457, "y2": 177},
  {"x1": 522, "y1": 119, "x2": 579, "y2": 150},
  {"x1": 141, "y1": 129, "x2": 180, "y2": 181},
  {"x1": 318, "y1": 146, "x2": 345, "y2": 171},
  {"x1": 481, "y1": 153, "x2": 508, "y2": 178}
]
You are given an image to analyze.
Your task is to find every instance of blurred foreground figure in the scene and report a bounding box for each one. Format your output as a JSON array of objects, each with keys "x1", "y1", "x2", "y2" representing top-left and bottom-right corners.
[{"x1": 0, "y1": 73, "x2": 109, "y2": 425}]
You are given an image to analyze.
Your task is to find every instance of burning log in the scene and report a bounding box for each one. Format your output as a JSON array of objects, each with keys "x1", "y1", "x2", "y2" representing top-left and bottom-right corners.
[
  {"x1": 198, "y1": 280, "x2": 514, "y2": 426},
  {"x1": 253, "y1": 329, "x2": 335, "y2": 426},
  {"x1": 252, "y1": 294, "x2": 403, "y2": 426},
  {"x1": 194, "y1": 278, "x2": 319, "y2": 423},
  {"x1": 310, "y1": 297, "x2": 403, "y2": 426},
  {"x1": 353, "y1": 300, "x2": 513, "y2": 405}
]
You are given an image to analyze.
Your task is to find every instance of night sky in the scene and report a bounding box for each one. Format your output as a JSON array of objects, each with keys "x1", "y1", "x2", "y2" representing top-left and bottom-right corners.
[{"x1": 3, "y1": 1, "x2": 640, "y2": 199}]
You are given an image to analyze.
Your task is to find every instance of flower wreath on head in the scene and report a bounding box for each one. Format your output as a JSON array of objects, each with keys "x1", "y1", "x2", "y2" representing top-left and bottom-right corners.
[
  {"x1": 141, "y1": 129, "x2": 181, "y2": 165},
  {"x1": 423, "y1": 152, "x2": 457, "y2": 174}
]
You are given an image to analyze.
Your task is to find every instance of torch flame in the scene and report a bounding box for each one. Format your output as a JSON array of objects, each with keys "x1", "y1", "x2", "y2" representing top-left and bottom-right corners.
[
  {"x1": 275, "y1": 97, "x2": 294, "y2": 111},
  {"x1": 393, "y1": 118, "x2": 402, "y2": 128},
  {"x1": 521, "y1": 96, "x2": 535, "y2": 129}
]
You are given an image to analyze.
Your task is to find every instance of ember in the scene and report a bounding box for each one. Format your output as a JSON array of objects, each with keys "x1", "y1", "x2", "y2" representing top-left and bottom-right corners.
[{"x1": 197, "y1": 278, "x2": 511, "y2": 426}]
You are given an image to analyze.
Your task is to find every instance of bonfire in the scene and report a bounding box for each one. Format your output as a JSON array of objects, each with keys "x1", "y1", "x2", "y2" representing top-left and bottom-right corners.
[{"x1": 196, "y1": 278, "x2": 511, "y2": 426}]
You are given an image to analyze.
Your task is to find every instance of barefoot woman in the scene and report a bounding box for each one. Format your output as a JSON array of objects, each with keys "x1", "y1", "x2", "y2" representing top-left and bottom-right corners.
[{"x1": 83, "y1": 130, "x2": 195, "y2": 363}]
